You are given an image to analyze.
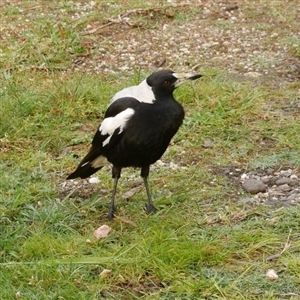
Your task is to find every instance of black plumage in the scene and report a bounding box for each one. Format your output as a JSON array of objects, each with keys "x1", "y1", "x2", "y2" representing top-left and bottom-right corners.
[{"x1": 67, "y1": 69, "x2": 202, "y2": 219}]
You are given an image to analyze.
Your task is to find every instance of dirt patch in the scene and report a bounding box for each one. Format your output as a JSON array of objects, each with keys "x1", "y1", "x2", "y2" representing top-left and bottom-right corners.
[{"x1": 58, "y1": 178, "x2": 108, "y2": 200}]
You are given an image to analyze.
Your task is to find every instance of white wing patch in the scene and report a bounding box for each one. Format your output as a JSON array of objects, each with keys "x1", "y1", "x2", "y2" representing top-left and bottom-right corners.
[
  {"x1": 99, "y1": 108, "x2": 135, "y2": 146},
  {"x1": 111, "y1": 80, "x2": 155, "y2": 104}
]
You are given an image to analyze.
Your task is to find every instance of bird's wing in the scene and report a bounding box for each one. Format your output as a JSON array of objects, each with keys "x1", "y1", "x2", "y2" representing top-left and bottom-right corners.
[{"x1": 67, "y1": 97, "x2": 139, "y2": 179}]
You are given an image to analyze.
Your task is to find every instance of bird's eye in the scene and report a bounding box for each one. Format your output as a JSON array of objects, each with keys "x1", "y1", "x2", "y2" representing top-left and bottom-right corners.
[{"x1": 164, "y1": 80, "x2": 170, "y2": 86}]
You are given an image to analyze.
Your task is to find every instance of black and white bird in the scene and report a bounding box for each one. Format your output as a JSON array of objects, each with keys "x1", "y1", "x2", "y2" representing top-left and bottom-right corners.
[{"x1": 67, "y1": 69, "x2": 202, "y2": 219}]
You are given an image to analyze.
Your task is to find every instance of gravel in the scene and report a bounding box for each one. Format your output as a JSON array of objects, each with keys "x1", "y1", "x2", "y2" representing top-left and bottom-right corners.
[
  {"x1": 61, "y1": 162, "x2": 300, "y2": 209},
  {"x1": 71, "y1": 0, "x2": 300, "y2": 85},
  {"x1": 218, "y1": 167, "x2": 300, "y2": 206},
  {"x1": 1, "y1": 0, "x2": 299, "y2": 82}
]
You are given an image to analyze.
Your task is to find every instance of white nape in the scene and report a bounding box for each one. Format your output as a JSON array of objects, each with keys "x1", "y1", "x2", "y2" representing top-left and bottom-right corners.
[{"x1": 111, "y1": 80, "x2": 155, "y2": 104}]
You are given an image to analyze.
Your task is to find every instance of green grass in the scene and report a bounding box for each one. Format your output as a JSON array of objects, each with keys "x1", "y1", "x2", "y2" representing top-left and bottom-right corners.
[{"x1": 1, "y1": 1, "x2": 300, "y2": 299}]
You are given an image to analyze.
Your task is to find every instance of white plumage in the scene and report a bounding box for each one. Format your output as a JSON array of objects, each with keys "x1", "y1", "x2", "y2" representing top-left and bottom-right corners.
[
  {"x1": 99, "y1": 108, "x2": 135, "y2": 146},
  {"x1": 111, "y1": 79, "x2": 155, "y2": 104}
]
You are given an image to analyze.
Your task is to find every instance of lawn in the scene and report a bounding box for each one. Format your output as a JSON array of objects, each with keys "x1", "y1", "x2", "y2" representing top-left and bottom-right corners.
[{"x1": 1, "y1": 1, "x2": 300, "y2": 299}]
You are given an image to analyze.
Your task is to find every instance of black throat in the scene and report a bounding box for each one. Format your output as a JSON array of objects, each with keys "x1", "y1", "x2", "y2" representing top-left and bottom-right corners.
[{"x1": 151, "y1": 85, "x2": 176, "y2": 102}]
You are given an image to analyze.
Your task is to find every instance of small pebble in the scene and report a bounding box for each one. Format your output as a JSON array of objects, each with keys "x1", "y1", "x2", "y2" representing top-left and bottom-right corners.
[
  {"x1": 266, "y1": 269, "x2": 278, "y2": 280},
  {"x1": 240, "y1": 173, "x2": 249, "y2": 180},
  {"x1": 89, "y1": 177, "x2": 101, "y2": 184}
]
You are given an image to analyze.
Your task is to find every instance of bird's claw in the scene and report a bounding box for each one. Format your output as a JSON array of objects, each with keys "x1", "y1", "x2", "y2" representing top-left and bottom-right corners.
[{"x1": 145, "y1": 203, "x2": 158, "y2": 214}]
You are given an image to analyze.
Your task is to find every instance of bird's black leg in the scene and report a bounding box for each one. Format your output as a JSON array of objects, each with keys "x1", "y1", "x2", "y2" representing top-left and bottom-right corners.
[
  {"x1": 108, "y1": 166, "x2": 121, "y2": 220},
  {"x1": 141, "y1": 166, "x2": 157, "y2": 214}
]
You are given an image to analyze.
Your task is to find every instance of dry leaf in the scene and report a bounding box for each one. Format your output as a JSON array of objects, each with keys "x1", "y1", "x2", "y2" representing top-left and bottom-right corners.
[
  {"x1": 122, "y1": 186, "x2": 140, "y2": 199},
  {"x1": 56, "y1": 146, "x2": 71, "y2": 159},
  {"x1": 93, "y1": 225, "x2": 112, "y2": 239},
  {"x1": 114, "y1": 214, "x2": 137, "y2": 227},
  {"x1": 266, "y1": 269, "x2": 279, "y2": 280},
  {"x1": 100, "y1": 269, "x2": 112, "y2": 277}
]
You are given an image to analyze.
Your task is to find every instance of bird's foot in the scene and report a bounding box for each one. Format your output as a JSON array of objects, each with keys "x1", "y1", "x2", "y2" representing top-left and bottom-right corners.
[
  {"x1": 145, "y1": 203, "x2": 158, "y2": 215},
  {"x1": 107, "y1": 205, "x2": 117, "y2": 220}
]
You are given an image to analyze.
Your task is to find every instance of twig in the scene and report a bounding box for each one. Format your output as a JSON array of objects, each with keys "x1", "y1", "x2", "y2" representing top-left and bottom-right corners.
[
  {"x1": 251, "y1": 291, "x2": 300, "y2": 298},
  {"x1": 205, "y1": 208, "x2": 265, "y2": 225},
  {"x1": 275, "y1": 293, "x2": 300, "y2": 298},
  {"x1": 280, "y1": 228, "x2": 292, "y2": 255},
  {"x1": 266, "y1": 229, "x2": 292, "y2": 261}
]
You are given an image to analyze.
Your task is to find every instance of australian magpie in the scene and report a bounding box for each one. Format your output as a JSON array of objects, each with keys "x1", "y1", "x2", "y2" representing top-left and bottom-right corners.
[{"x1": 67, "y1": 69, "x2": 202, "y2": 219}]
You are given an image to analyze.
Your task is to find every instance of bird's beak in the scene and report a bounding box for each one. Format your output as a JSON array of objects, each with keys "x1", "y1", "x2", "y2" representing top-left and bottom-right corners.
[{"x1": 173, "y1": 72, "x2": 202, "y2": 88}]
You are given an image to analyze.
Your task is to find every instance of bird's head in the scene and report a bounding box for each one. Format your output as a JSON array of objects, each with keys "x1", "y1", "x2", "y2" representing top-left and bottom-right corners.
[{"x1": 146, "y1": 69, "x2": 202, "y2": 96}]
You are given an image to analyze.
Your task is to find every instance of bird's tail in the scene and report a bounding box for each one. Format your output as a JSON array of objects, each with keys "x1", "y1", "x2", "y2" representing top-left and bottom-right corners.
[
  {"x1": 67, "y1": 164, "x2": 103, "y2": 179},
  {"x1": 67, "y1": 148, "x2": 108, "y2": 179}
]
